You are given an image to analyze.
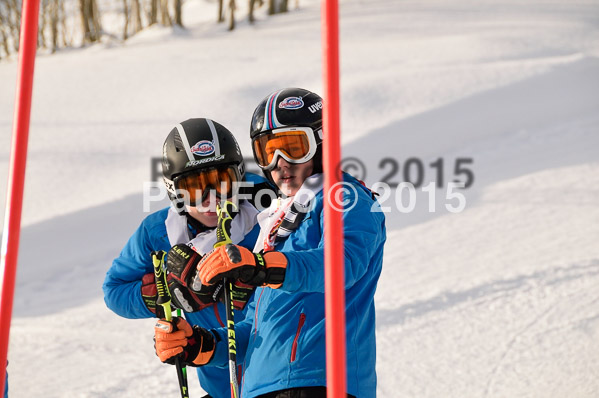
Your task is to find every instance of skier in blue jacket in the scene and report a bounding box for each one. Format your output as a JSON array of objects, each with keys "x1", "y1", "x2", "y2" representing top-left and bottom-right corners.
[
  {"x1": 103, "y1": 118, "x2": 274, "y2": 398},
  {"x1": 153, "y1": 89, "x2": 386, "y2": 398}
]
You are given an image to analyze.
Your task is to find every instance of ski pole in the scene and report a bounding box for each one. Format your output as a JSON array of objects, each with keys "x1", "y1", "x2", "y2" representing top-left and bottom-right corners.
[
  {"x1": 152, "y1": 250, "x2": 190, "y2": 398},
  {"x1": 214, "y1": 201, "x2": 239, "y2": 398},
  {"x1": 177, "y1": 308, "x2": 188, "y2": 387}
]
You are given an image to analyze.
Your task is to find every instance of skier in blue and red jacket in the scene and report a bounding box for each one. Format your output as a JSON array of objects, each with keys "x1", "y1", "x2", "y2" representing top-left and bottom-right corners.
[
  {"x1": 103, "y1": 118, "x2": 274, "y2": 398},
  {"x1": 153, "y1": 89, "x2": 386, "y2": 398}
]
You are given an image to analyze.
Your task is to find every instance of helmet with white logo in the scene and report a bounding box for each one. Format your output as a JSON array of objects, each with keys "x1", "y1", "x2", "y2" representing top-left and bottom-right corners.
[
  {"x1": 250, "y1": 88, "x2": 323, "y2": 176},
  {"x1": 162, "y1": 118, "x2": 245, "y2": 212}
]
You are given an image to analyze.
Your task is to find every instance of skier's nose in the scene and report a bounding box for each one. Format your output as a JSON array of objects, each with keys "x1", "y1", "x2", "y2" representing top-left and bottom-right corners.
[{"x1": 275, "y1": 156, "x2": 290, "y2": 170}]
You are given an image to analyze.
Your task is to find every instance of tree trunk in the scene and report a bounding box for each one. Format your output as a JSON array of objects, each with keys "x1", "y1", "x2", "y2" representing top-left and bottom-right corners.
[
  {"x1": 59, "y1": 0, "x2": 70, "y2": 47},
  {"x1": 80, "y1": 0, "x2": 102, "y2": 44},
  {"x1": 0, "y1": 12, "x2": 10, "y2": 58},
  {"x1": 123, "y1": 0, "x2": 129, "y2": 40},
  {"x1": 280, "y1": 0, "x2": 288, "y2": 13},
  {"x1": 39, "y1": 0, "x2": 49, "y2": 49},
  {"x1": 49, "y1": 0, "x2": 59, "y2": 53},
  {"x1": 228, "y1": 0, "x2": 235, "y2": 31},
  {"x1": 79, "y1": 0, "x2": 92, "y2": 43},
  {"x1": 267, "y1": 0, "x2": 275, "y2": 15},
  {"x1": 249, "y1": 0, "x2": 256, "y2": 23},
  {"x1": 217, "y1": 0, "x2": 224, "y2": 23},
  {"x1": 150, "y1": 0, "x2": 158, "y2": 25},
  {"x1": 160, "y1": 0, "x2": 171, "y2": 26},
  {"x1": 132, "y1": 0, "x2": 143, "y2": 33},
  {"x1": 174, "y1": 0, "x2": 182, "y2": 27},
  {"x1": 9, "y1": 0, "x2": 21, "y2": 51},
  {"x1": 91, "y1": 0, "x2": 102, "y2": 40}
]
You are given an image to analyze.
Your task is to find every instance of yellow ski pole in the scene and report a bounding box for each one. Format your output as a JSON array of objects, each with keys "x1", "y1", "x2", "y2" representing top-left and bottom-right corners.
[
  {"x1": 214, "y1": 201, "x2": 239, "y2": 398},
  {"x1": 152, "y1": 250, "x2": 190, "y2": 398}
]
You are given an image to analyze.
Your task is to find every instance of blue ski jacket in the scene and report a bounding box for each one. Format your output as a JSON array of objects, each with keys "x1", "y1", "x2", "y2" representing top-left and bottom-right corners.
[
  {"x1": 209, "y1": 174, "x2": 386, "y2": 398},
  {"x1": 103, "y1": 199, "x2": 262, "y2": 398}
]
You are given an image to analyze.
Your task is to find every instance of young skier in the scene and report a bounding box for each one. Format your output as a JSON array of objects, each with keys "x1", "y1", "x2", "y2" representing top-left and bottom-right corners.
[
  {"x1": 153, "y1": 89, "x2": 386, "y2": 398},
  {"x1": 103, "y1": 118, "x2": 273, "y2": 398}
]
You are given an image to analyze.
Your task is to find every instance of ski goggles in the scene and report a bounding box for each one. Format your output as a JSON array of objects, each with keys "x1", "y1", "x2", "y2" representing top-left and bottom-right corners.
[
  {"x1": 173, "y1": 165, "x2": 240, "y2": 206},
  {"x1": 252, "y1": 127, "x2": 318, "y2": 170}
]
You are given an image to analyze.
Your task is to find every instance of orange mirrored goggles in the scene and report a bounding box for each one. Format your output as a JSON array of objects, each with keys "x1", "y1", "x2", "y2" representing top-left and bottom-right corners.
[
  {"x1": 174, "y1": 165, "x2": 240, "y2": 206},
  {"x1": 252, "y1": 127, "x2": 317, "y2": 170}
]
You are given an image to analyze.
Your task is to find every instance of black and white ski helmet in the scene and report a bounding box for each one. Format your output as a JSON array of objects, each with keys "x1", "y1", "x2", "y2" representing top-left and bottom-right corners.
[
  {"x1": 250, "y1": 88, "x2": 324, "y2": 175},
  {"x1": 162, "y1": 118, "x2": 245, "y2": 211}
]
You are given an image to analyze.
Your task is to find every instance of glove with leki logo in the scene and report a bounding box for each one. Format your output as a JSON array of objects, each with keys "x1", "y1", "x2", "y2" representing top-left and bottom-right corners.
[{"x1": 166, "y1": 244, "x2": 224, "y2": 312}]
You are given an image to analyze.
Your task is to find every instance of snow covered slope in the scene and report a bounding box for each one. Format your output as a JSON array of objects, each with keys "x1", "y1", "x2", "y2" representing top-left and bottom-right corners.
[{"x1": 0, "y1": 0, "x2": 598, "y2": 396}]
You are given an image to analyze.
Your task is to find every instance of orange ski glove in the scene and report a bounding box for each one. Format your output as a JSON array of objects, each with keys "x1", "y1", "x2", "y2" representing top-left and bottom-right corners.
[
  {"x1": 197, "y1": 244, "x2": 288, "y2": 289},
  {"x1": 154, "y1": 317, "x2": 215, "y2": 367}
]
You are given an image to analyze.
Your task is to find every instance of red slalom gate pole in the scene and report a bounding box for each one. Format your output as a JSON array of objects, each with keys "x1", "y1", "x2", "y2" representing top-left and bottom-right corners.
[
  {"x1": 0, "y1": 0, "x2": 41, "y2": 394},
  {"x1": 321, "y1": 0, "x2": 347, "y2": 397}
]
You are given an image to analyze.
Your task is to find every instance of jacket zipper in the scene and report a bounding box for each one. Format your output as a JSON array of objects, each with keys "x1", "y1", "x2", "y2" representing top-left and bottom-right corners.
[{"x1": 290, "y1": 313, "x2": 306, "y2": 363}]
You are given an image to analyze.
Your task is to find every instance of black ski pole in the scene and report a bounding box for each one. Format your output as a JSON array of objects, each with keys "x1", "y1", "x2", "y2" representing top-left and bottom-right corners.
[
  {"x1": 214, "y1": 201, "x2": 239, "y2": 398},
  {"x1": 152, "y1": 250, "x2": 190, "y2": 398}
]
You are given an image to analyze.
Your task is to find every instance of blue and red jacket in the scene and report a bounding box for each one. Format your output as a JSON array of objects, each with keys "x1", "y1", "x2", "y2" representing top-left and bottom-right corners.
[
  {"x1": 208, "y1": 174, "x2": 386, "y2": 398},
  {"x1": 103, "y1": 206, "x2": 260, "y2": 398}
]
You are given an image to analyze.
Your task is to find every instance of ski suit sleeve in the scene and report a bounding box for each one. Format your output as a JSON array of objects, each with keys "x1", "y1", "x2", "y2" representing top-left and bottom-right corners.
[
  {"x1": 281, "y1": 189, "x2": 385, "y2": 294},
  {"x1": 103, "y1": 220, "x2": 158, "y2": 319},
  {"x1": 3, "y1": 364, "x2": 7, "y2": 398},
  {"x1": 205, "y1": 292, "x2": 257, "y2": 368}
]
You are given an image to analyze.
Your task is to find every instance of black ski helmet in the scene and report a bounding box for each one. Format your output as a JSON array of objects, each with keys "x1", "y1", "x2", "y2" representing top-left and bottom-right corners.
[
  {"x1": 162, "y1": 118, "x2": 245, "y2": 212},
  {"x1": 250, "y1": 88, "x2": 323, "y2": 178}
]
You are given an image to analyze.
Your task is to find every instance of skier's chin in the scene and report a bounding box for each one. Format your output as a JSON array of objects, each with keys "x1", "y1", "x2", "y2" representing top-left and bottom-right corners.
[{"x1": 279, "y1": 182, "x2": 298, "y2": 198}]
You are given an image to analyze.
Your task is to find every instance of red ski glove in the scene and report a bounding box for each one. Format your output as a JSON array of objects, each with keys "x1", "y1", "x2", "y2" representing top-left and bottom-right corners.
[
  {"x1": 141, "y1": 268, "x2": 217, "y2": 316},
  {"x1": 141, "y1": 273, "x2": 163, "y2": 316},
  {"x1": 166, "y1": 244, "x2": 225, "y2": 312},
  {"x1": 154, "y1": 317, "x2": 215, "y2": 367},
  {"x1": 197, "y1": 244, "x2": 288, "y2": 289}
]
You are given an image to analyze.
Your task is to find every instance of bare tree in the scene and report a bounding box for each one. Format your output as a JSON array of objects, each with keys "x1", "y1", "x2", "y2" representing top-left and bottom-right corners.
[
  {"x1": 131, "y1": 0, "x2": 143, "y2": 32},
  {"x1": 39, "y1": 0, "x2": 50, "y2": 49},
  {"x1": 159, "y1": 0, "x2": 171, "y2": 26},
  {"x1": 174, "y1": 0, "x2": 182, "y2": 27},
  {"x1": 216, "y1": 0, "x2": 225, "y2": 23},
  {"x1": 58, "y1": 0, "x2": 70, "y2": 47},
  {"x1": 79, "y1": 0, "x2": 102, "y2": 44},
  {"x1": 228, "y1": 0, "x2": 235, "y2": 30},
  {"x1": 49, "y1": 0, "x2": 60, "y2": 52},
  {"x1": 8, "y1": 0, "x2": 21, "y2": 51},
  {"x1": 267, "y1": 0, "x2": 289, "y2": 15},
  {"x1": 0, "y1": 10, "x2": 10, "y2": 59},
  {"x1": 149, "y1": 0, "x2": 158, "y2": 25},
  {"x1": 91, "y1": 0, "x2": 101, "y2": 37},
  {"x1": 249, "y1": 0, "x2": 264, "y2": 23},
  {"x1": 217, "y1": 0, "x2": 235, "y2": 28},
  {"x1": 123, "y1": 0, "x2": 146, "y2": 40},
  {"x1": 122, "y1": 0, "x2": 129, "y2": 40},
  {"x1": 0, "y1": 0, "x2": 22, "y2": 55},
  {"x1": 0, "y1": 0, "x2": 301, "y2": 60}
]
